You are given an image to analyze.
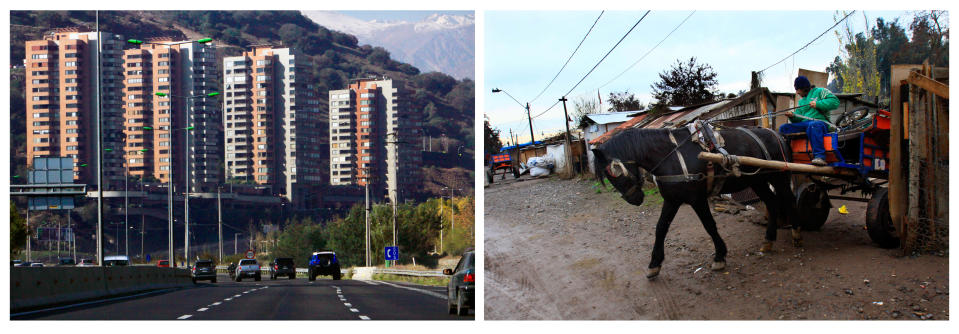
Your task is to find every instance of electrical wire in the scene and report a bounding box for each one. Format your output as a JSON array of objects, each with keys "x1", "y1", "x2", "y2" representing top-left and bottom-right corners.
[
  {"x1": 757, "y1": 10, "x2": 856, "y2": 74},
  {"x1": 599, "y1": 10, "x2": 695, "y2": 89},
  {"x1": 531, "y1": 10, "x2": 652, "y2": 119},
  {"x1": 529, "y1": 10, "x2": 605, "y2": 103}
]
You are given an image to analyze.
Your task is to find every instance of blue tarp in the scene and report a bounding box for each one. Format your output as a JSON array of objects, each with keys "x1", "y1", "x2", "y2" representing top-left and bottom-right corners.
[{"x1": 500, "y1": 141, "x2": 544, "y2": 152}]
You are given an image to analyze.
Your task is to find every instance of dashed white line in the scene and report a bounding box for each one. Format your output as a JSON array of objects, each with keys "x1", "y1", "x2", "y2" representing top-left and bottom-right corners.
[
  {"x1": 349, "y1": 308, "x2": 359, "y2": 313},
  {"x1": 234, "y1": 294, "x2": 242, "y2": 298},
  {"x1": 344, "y1": 303, "x2": 352, "y2": 307},
  {"x1": 211, "y1": 302, "x2": 222, "y2": 306},
  {"x1": 177, "y1": 314, "x2": 192, "y2": 320},
  {"x1": 359, "y1": 315, "x2": 371, "y2": 320},
  {"x1": 197, "y1": 308, "x2": 209, "y2": 312},
  {"x1": 224, "y1": 298, "x2": 233, "y2": 301}
]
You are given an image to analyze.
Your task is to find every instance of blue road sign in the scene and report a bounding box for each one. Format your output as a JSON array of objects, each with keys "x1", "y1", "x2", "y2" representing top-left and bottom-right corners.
[{"x1": 385, "y1": 246, "x2": 399, "y2": 261}]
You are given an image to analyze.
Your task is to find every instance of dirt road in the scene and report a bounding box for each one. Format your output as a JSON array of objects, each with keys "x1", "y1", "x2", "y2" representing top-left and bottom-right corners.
[{"x1": 484, "y1": 175, "x2": 948, "y2": 320}]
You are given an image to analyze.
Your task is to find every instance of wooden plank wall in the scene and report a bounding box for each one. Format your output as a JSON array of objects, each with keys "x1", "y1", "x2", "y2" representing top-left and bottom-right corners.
[
  {"x1": 888, "y1": 64, "x2": 922, "y2": 244},
  {"x1": 902, "y1": 64, "x2": 949, "y2": 253}
]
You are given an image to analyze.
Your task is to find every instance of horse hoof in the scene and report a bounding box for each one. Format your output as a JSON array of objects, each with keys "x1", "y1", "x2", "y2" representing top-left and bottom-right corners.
[
  {"x1": 711, "y1": 261, "x2": 726, "y2": 271},
  {"x1": 793, "y1": 239, "x2": 803, "y2": 248},
  {"x1": 646, "y1": 267, "x2": 661, "y2": 279},
  {"x1": 791, "y1": 229, "x2": 802, "y2": 240},
  {"x1": 759, "y1": 242, "x2": 773, "y2": 253}
]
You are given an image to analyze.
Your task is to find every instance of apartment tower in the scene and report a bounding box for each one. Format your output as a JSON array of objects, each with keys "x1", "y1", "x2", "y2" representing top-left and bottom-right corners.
[
  {"x1": 24, "y1": 29, "x2": 126, "y2": 185},
  {"x1": 223, "y1": 46, "x2": 325, "y2": 205},
  {"x1": 121, "y1": 38, "x2": 220, "y2": 192},
  {"x1": 329, "y1": 77, "x2": 422, "y2": 202}
]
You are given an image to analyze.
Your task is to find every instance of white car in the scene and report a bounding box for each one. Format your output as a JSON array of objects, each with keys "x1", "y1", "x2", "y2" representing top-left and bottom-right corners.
[{"x1": 234, "y1": 259, "x2": 261, "y2": 282}]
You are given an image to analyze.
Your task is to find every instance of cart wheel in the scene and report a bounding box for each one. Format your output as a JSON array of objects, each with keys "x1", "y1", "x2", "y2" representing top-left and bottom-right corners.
[
  {"x1": 866, "y1": 187, "x2": 899, "y2": 248},
  {"x1": 794, "y1": 182, "x2": 830, "y2": 230}
]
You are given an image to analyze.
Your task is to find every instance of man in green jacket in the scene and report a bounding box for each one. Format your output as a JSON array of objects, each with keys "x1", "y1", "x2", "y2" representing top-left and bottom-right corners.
[{"x1": 779, "y1": 75, "x2": 840, "y2": 166}]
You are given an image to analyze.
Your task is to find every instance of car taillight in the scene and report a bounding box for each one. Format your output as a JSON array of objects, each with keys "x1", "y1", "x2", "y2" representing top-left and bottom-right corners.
[
  {"x1": 463, "y1": 273, "x2": 475, "y2": 283},
  {"x1": 274, "y1": 265, "x2": 278, "y2": 270}
]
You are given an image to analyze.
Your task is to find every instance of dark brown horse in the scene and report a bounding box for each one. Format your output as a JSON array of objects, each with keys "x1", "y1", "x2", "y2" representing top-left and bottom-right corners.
[{"x1": 593, "y1": 126, "x2": 798, "y2": 278}]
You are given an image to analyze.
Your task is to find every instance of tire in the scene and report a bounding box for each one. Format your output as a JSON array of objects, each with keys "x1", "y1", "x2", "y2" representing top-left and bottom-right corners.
[
  {"x1": 270, "y1": 273, "x2": 275, "y2": 280},
  {"x1": 456, "y1": 291, "x2": 468, "y2": 316},
  {"x1": 192, "y1": 278, "x2": 197, "y2": 284},
  {"x1": 333, "y1": 273, "x2": 342, "y2": 280},
  {"x1": 794, "y1": 182, "x2": 831, "y2": 230},
  {"x1": 212, "y1": 277, "x2": 217, "y2": 283},
  {"x1": 290, "y1": 273, "x2": 295, "y2": 280},
  {"x1": 308, "y1": 269, "x2": 315, "y2": 281},
  {"x1": 448, "y1": 295, "x2": 456, "y2": 315},
  {"x1": 866, "y1": 187, "x2": 900, "y2": 248},
  {"x1": 255, "y1": 274, "x2": 261, "y2": 281},
  {"x1": 236, "y1": 275, "x2": 241, "y2": 282}
]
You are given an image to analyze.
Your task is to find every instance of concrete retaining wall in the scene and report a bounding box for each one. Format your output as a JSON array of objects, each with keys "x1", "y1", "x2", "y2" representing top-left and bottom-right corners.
[{"x1": 10, "y1": 267, "x2": 193, "y2": 312}]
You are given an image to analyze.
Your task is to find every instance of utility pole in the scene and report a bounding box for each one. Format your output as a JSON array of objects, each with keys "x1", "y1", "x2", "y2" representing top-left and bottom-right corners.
[
  {"x1": 526, "y1": 102, "x2": 535, "y2": 144},
  {"x1": 364, "y1": 178, "x2": 371, "y2": 267},
  {"x1": 184, "y1": 98, "x2": 191, "y2": 268},
  {"x1": 234, "y1": 233, "x2": 240, "y2": 255},
  {"x1": 559, "y1": 96, "x2": 574, "y2": 176},
  {"x1": 124, "y1": 163, "x2": 129, "y2": 257},
  {"x1": 95, "y1": 10, "x2": 104, "y2": 267},
  {"x1": 217, "y1": 186, "x2": 223, "y2": 263}
]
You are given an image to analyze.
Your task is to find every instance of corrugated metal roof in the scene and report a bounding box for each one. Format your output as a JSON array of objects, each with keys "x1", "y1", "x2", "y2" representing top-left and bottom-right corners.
[
  {"x1": 584, "y1": 111, "x2": 640, "y2": 125},
  {"x1": 589, "y1": 113, "x2": 651, "y2": 145}
]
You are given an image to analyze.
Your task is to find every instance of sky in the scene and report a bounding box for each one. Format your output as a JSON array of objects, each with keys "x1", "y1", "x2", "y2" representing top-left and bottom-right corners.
[
  {"x1": 338, "y1": 10, "x2": 473, "y2": 22},
  {"x1": 484, "y1": 10, "x2": 915, "y2": 144}
]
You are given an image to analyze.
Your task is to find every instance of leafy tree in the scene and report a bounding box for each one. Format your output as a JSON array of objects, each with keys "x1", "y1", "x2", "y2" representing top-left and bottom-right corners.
[
  {"x1": 830, "y1": 11, "x2": 881, "y2": 98},
  {"x1": 413, "y1": 72, "x2": 458, "y2": 96},
  {"x1": 605, "y1": 90, "x2": 645, "y2": 112},
  {"x1": 571, "y1": 96, "x2": 600, "y2": 128},
  {"x1": 11, "y1": 202, "x2": 28, "y2": 256},
  {"x1": 650, "y1": 57, "x2": 719, "y2": 109},
  {"x1": 484, "y1": 118, "x2": 502, "y2": 155},
  {"x1": 366, "y1": 47, "x2": 391, "y2": 66}
]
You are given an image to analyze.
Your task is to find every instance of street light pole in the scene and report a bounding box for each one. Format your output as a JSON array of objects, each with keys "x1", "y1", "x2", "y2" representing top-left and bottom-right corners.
[
  {"x1": 217, "y1": 186, "x2": 223, "y2": 263},
  {"x1": 492, "y1": 88, "x2": 535, "y2": 144},
  {"x1": 125, "y1": 163, "x2": 129, "y2": 257}
]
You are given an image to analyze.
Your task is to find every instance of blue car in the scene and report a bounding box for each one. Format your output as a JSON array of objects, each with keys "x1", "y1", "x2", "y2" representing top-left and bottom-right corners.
[
  {"x1": 308, "y1": 251, "x2": 341, "y2": 281},
  {"x1": 444, "y1": 250, "x2": 475, "y2": 316}
]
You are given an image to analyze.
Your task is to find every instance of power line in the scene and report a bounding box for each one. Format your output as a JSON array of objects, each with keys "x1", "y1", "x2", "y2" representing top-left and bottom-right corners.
[
  {"x1": 757, "y1": 10, "x2": 856, "y2": 74},
  {"x1": 531, "y1": 10, "x2": 652, "y2": 119},
  {"x1": 599, "y1": 10, "x2": 696, "y2": 89},
  {"x1": 529, "y1": 11, "x2": 605, "y2": 103}
]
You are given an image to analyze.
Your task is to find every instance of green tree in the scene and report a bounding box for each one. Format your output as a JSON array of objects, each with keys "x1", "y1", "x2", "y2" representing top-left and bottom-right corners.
[
  {"x1": 831, "y1": 11, "x2": 881, "y2": 98},
  {"x1": 605, "y1": 90, "x2": 645, "y2": 112},
  {"x1": 650, "y1": 57, "x2": 719, "y2": 109},
  {"x1": 572, "y1": 96, "x2": 600, "y2": 128},
  {"x1": 11, "y1": 202, "x2": 29, "y2": 256},
  {"x1": 484, "y1": 118, "x2": 502, "y2": 155}
]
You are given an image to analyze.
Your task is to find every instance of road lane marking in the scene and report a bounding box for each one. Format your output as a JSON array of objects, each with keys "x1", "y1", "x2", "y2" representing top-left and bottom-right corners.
[
  {"x1": 358, "y1": 280, "x2": 380, "y2": 285},
  {"x1": 197, "y1": 308, "x2": 208, "y2": 312},
  {"x1": 234, "y1": 294, "x2": 242, "y2": 297},
  {"x1": 374, "y1": 280, "x2": 446, "y2": 299},
  {"x1": 177, "y1": 315, "x2": 192, "y2": 320},
  {"x1": 344, "y1": 303, "x2": 352, "y2": 307},
  {"x1": 359, "y1": 315, "x2": 371, "y2": 320},
  {"x1": 350, "y1": 308, "x2": 359, "y2": 313},
  {"x1": 211, "y1": 302, "x2": 221, "y2": 306}
]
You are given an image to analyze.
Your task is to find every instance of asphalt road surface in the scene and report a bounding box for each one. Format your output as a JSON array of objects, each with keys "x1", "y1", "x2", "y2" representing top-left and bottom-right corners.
[{"x1": 13, "y1": 274, "x2": 473, "y2": 320}]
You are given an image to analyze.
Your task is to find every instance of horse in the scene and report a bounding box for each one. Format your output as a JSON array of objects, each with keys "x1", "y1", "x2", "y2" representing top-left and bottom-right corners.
[{"x1": 592, "y1": 126, "x2": 798, "y2": 279}]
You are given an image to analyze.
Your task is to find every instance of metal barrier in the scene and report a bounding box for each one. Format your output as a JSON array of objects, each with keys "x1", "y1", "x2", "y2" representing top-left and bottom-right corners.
[{"x1": 214, "y1": 266, "x2": 443, "y2": 277}]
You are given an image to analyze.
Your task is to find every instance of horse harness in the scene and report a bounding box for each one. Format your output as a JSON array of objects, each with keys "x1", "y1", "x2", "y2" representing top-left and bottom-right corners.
[{"x1": 633, "y1": 122, "x2": 782, "y2": 196}]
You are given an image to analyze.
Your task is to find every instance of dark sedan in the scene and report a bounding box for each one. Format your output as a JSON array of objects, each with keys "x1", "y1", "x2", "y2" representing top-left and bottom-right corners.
[{"x1": 444, "y1": 250, "x2": 475, "y2": 316}]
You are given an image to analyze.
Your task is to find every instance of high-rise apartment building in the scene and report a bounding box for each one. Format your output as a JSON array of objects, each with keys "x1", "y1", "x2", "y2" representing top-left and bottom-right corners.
[
  {"x1": 223, "y1": 46, "x2": 325, "y2": 205},
  {"x1": 121, "y1": 38, "x2": 220, "y2": 192},
  {"x1": 25, "y1": 29, "x2": 126, "y2": 185},
  {"x1": 329, "y1": 77, "x2": 422, "y2": 202}
]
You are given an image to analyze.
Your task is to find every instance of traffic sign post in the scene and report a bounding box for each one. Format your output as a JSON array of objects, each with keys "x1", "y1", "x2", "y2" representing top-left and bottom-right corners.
[
  {"x1": 245, "y1": 249, "x2": 255, "y2": 259},
  {"x1": 385, "y1": 246, "x2": 398, "y2": 267}
]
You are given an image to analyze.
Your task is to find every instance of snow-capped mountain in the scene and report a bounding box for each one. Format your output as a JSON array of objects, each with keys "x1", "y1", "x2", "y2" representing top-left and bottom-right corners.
[{"x1": 302, "y1": 11, "x2": 474, "y2": 80}]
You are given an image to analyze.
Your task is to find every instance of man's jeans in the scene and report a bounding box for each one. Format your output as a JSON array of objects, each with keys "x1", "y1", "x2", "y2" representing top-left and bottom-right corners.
[{"x1": 779, "y1": 120, "x2": 828, "y2": 160}]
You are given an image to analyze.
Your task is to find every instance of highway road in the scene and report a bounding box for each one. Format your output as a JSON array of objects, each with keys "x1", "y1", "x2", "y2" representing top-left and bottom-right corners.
[{"x1": 13, "y1": 274, "x2": 473, "y2": 320}]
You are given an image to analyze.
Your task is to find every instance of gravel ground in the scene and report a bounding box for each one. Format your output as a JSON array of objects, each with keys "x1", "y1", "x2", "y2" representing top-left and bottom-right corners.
[{"x1": 484, "y1": 175, "x2": 948, "y2": 320}]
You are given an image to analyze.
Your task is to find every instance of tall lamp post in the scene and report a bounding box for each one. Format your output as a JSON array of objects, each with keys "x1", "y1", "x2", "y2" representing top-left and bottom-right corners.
[
  {"x1": 492, "y1": 88, "x2": 535, "y2": 144},
  {"x1": 127, "y1": 37, "x2": 214, "y2": 267}
]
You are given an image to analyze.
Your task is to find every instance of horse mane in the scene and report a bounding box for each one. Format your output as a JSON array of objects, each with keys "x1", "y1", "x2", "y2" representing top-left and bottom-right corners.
[{"x1": 597, "y1": 127, "x2": 676, "y2": 162}]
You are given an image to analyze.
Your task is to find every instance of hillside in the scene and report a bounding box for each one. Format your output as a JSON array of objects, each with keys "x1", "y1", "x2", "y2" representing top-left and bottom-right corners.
[{"x1": 9, "y1": 10, "x2": 474, "y2": 198}]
